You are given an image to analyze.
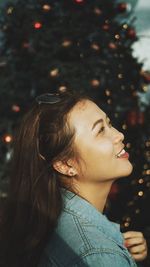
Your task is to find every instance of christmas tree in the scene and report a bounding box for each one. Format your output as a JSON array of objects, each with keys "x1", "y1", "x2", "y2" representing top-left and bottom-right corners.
[{"x1": 0, "y1": 0, "x2": 150, "y2": 265}]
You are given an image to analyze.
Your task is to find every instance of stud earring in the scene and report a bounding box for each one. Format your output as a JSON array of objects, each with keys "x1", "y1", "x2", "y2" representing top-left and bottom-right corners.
[{"x1": 69, "y1": 170, "x2": 75, "y2": 176}]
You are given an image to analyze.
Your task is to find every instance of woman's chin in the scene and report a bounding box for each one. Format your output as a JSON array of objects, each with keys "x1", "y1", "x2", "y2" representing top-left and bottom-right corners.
[{"x1": 123, "y1": 161, "x2": 133, "y2": 177}]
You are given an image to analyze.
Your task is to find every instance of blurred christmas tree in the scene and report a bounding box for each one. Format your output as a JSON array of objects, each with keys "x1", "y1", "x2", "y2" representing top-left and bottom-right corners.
[{"x1": 0, "y1": 0, "x2": 150, "y2": 264}]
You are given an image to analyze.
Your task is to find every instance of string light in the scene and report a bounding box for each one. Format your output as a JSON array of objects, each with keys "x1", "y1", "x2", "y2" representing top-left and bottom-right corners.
[
  {"x1": 142, "y1": 85, "x2": 148, "y2": 92},
  {"x1": 91, "y1": 79, "x2": 100, "y2": 87},
  {"x1": 4, "y1": 135, "x2": 13, "y2": 143},
  {"x1": 122, "y1": 124, "x2": 127, "y2": 130},
  {"x1": 105, "y1": 89, "x2": 111, "y2": 96},
  {"x1": 135, "y1": 209, "x2": 140, "y2": 214},
  {"x1": 50, "y1": 68, "x2": 59, "y2": 77},
  {"x1": 124, "y1": 222, "x2": 130, "y2": 227},
  {"x1": 62, "y1": 40, "x2": 72, "y2": 47},
  {"x1": 123, "y1": 24, "x2": 128, "y2": 29},
  {"x1": 34, "y1": 22, "x2": 42, "y2": 29},
  {"x1": 118, "y1": 73, "x2": 123, "y2": 79},
  {"x1": 107, "y1": 99, "x2": 112, "y2": 104},
  {"x1": 12, "y1": 105, "x2": 20, "y2": 112},
  {"x1": 146, "y1": 141, "x2": 150, "y2": 147},
  {"x1": 138, "y1": 178, "x2": 144, "y2": 184},
  {"x1": 126, "y1": 143, "x2": 131, "y2": 148},
  {"x1": 43, "y1": 4, "x2": 51, "y2": 11},
  {"x1": 7, "y1": 7, "x2": 14, "y2": 14},
  {"x1": 91, "y1": 43, "x2": 100, "y2": 51},
  {"x1": 108, "y1": 42, "x2": 117, "y2": 50},
  {"x1": 93, "y1": 7, "x2": 102, "y2": 15},
  {"x1": 115, "y1": 34, "x2": 120, "y2": 40},
  {"x1": 102, "y1": 24, "x2": 110, "y2": 31},
  {"x1": 138, "y1": 191, "x2": 144, "y2": 197},
  {"x1": 146, "y1": 169, "x2": 150, "y2": 175},
  {"x1": 58, "y1": 86, "x2": 67, "y2": 92}
]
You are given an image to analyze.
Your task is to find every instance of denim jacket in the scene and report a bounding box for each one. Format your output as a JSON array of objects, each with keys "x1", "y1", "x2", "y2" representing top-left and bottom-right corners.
[{"x1": 38, "y1": 188, "x2": 137, "y2": 267}]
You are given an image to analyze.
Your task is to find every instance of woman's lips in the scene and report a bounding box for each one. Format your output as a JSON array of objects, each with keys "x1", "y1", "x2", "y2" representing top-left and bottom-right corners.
[{"x1": 116, "y1": 149, "x2": 129, "y2": 159}]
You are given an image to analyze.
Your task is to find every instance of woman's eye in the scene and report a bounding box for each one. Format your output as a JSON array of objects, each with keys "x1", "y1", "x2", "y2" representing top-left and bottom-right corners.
[
  {"x1": 109, "y1": 120, "x2": 112, "y2": 127},
  {"x1": 98, "y1": 126, "x2": 105, "y2": 134}
]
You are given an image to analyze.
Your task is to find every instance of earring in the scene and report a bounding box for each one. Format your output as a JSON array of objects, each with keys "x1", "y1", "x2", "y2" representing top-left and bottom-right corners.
[{"x1": 69, "y1": 170, "x2": 75, "y2": 176}]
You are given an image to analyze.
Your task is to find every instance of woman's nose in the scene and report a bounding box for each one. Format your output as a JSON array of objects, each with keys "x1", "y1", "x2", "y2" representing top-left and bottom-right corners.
[{"x1": 113, "y1": 127, "x2": 124, "y2": 144}]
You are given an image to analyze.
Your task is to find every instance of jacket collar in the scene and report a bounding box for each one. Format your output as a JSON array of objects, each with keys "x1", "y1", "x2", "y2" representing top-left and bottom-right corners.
[{"x1": 61, "y1": 188, "x2": 124, "y2": 246}]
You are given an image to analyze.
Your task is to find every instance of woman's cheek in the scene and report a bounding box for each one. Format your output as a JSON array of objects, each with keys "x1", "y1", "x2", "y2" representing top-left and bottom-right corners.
[{"x1": 97, "y1": 140, "x2": 114, "y2": 156}]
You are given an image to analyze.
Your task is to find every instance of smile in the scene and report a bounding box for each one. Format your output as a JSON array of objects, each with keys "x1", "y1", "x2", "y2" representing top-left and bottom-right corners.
[{"x1": 116, "y1": 149, "x2": 129, "y2": 159}]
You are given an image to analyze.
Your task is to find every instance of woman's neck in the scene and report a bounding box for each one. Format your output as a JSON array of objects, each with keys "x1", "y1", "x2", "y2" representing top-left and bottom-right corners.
[{"x1": 72, "y1": 180, "x2": 113, "y2": 213}]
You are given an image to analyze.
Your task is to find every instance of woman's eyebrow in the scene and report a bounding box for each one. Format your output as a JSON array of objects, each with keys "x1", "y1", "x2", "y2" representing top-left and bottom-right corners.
[
  {"x1": 91, "y1": 115, "x2": 108, "y2": 131},
  {"x1": 91, "y1": 119, "x2": 103, "y2": 131}
]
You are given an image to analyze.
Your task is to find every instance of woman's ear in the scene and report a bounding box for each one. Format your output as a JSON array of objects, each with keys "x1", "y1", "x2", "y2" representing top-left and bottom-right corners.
[{"x1": 53, "y1": 160, "x2": 77, "y2": 177}]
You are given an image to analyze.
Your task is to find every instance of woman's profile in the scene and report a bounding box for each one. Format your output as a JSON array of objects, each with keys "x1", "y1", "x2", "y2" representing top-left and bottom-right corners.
[{"x1": 0, "y1": 91, "x2": 147, "y2": 267}]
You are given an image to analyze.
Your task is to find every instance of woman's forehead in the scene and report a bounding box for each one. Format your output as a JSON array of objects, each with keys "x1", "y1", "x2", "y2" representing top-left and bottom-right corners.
[{"x1": 68, "y1": 99, "x2": 106, "y2": 131}]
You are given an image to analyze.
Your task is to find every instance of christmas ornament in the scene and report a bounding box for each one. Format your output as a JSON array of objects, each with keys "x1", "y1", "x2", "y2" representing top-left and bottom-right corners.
[
  {"x1": 117, "y1": 3, "x2": 128, "y2": 13},
  {"x1": 127, "y1": 28, "x2": 136, "y2": 39}
]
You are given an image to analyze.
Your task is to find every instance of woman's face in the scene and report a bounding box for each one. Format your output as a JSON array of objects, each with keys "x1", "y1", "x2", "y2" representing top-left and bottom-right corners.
[{"x1": 69, "y1": 99, "x2": 133, "y2": 183}]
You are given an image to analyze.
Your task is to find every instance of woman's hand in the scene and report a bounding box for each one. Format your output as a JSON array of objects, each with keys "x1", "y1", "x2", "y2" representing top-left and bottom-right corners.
[{"x1": 123, "y1": 231, "x2": 147, "y2": 262}]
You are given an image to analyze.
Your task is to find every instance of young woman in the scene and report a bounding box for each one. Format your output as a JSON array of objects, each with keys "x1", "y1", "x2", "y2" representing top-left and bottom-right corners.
[{"x1": 0, "y1": 91, "x2": 147, "y2": 267}]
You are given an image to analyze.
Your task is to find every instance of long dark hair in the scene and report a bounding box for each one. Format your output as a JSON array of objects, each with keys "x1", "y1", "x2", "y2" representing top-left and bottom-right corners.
[{"x1": 0, "y1": 91, "x2": 87, "y2": 267}]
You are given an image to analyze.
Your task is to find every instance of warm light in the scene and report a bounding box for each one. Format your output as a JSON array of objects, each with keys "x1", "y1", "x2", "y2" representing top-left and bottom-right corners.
[
  {"x1": 142, "y1": 85, "x2": 148, "y2": 92},
  {"x1": 138, "y1": 191, "x2": 144, "y2": 197},
  {"x1": 62, "y1": 40, "x2": 72, "y2": 47},
  {"x1": 102, "y1": 24, "x2": 109, "y2": 31},
  {"x1": 107, "y1": 99, "x2": 112, "y2": 104},
  {"x1": 43, "y1": 4, "x2": 51, "y2": 11},
  {"x1": 50, "y1": 68, "x2": 59, "y2": 77},
  {"x1": 127, "y1": 217, "x2": 131, "y2": 222},
  {"x1": 91, "y1": 79, "x2": 100, "y2": 87},
  {"x1": 146, "y1": 170, "x2": 150, "y2": 175},
  {"x1": 105, "y1": 89, "x2": 111, "y2": 96},
  {"x1": 91, "y1": 43, "x2": 100, "y2": 51},
  {"x1": 124, "y1": 222, "x2": 130, "y2": 227},
  {"x1": 138, "y1": 178, "x2": 144, "y2": 184},
  {"x1": 115, "y1": 34, "x2": 120, "y2": 40},
  {"x1": 123, "y1": 24, "x2": 128, "y2": 29},
  {"x1": 94, "y1": 7, "x2": 102, "y2": 15},
  {"x1": 122, "y1": 124, "x2": 127, "y2": 130},
  {"x1": 118, "y1": 73, "x2": 123, "y2": 79},
  {"x1": 7, "y1": 7, "x2": 13, "y2": 14},
  {"x1": 59, "y1": 86, "x2": 67, "y2": 92},
  {"x1": 108, "y1": 42, "x2": 117, "y2": 50},
  {"x1": 34, "y1": 22, "x2": 42, "y2": 29},
  {"x1": 4, "y1": 135, "x2": 12, "y2": 143},
  {"x1": 146, "y1": 141, "x2": 150, "y2": 147},
  {"x1": 126, "y1": 143, "x2": 131, "y2": 148},
  {"x1": 12, "y1": 105, "x2": 20, "y2": 112}
]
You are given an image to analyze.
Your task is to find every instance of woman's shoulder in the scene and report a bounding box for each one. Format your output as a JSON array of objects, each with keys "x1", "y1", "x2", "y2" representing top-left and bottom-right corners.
[{"x1": 39, "y1": 210, "x2": 136, "y2": 267}]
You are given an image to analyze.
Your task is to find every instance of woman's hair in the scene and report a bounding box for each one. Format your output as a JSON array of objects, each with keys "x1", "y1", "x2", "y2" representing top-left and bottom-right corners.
[{"x1": 0, "y1": 91, "x2": 88, "y2": 267}]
